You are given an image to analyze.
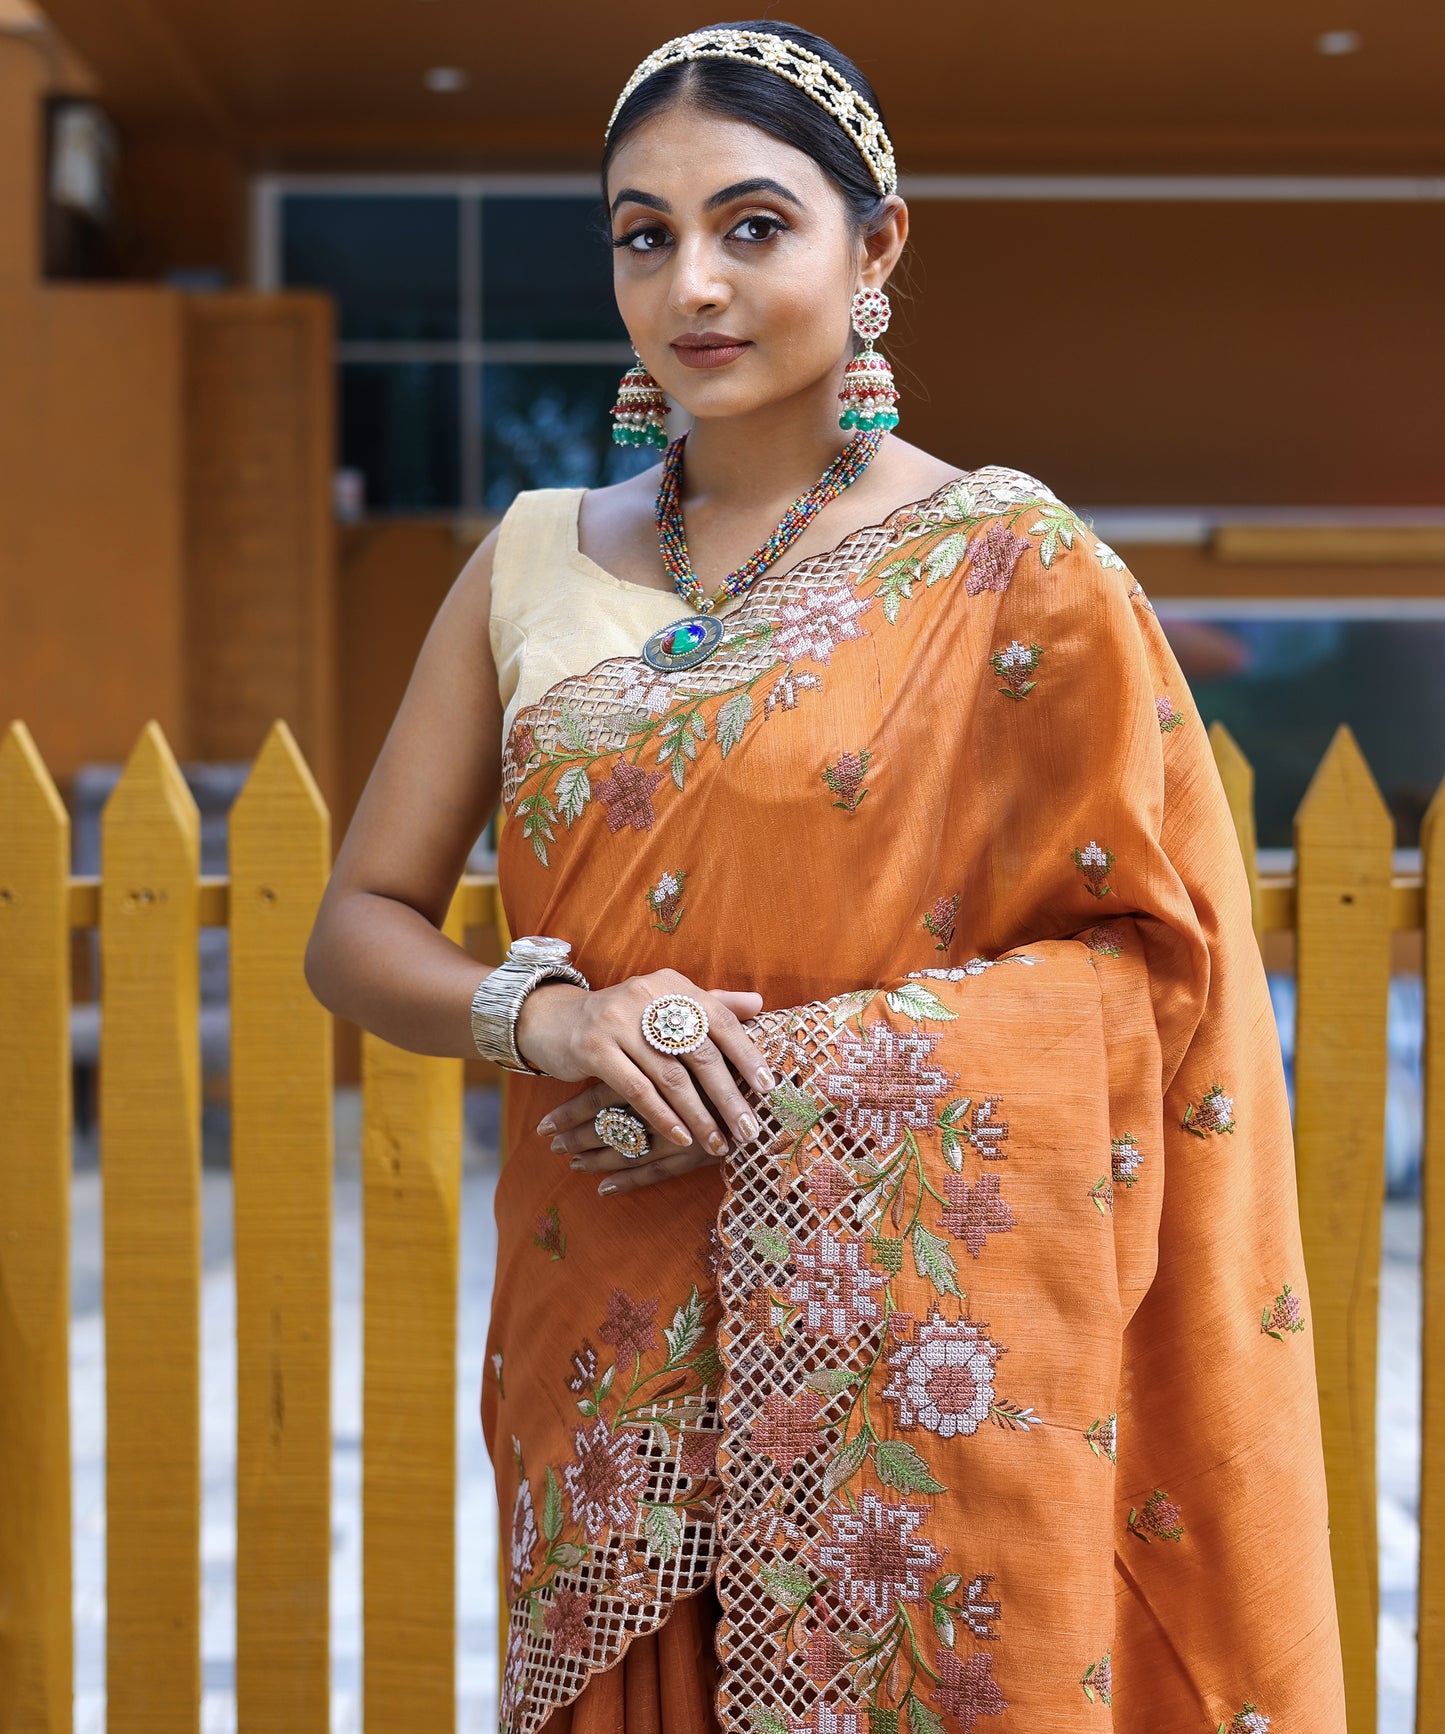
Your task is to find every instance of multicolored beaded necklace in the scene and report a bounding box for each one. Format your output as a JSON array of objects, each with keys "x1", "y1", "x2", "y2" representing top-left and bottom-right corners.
[{"x1": 654, "y1": 427, "x2": 886, "y2": 616}]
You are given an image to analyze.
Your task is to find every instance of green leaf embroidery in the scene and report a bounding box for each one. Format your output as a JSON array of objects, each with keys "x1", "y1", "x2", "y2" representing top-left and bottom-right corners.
[
  {"x1": 768, "y1": 1079, "x2": 827, "y2": 1134},
  {"x1": 518, "y1": 793, "x2": 556, "y2": 867},
  {"x1": 940, "y1": 1128, "x2": 962, "y2": 1172},
  {"x1": 875, "y1": 1437, "x2": 947, "y2": 1495},
  {"x1": 912, "y1": 1223, "x2": 963, "y2": 1297},
  {"x1": 747, "y1": 1710, "x2": 790, "y2": 1734},
  {"x1": 716, "y1": 690, "x2": 753, "y2": 758},
  {"x1": 693, "y1": 1344, "x2": 724, "y2": 1386},
  {"x1": 542, "y1": 1465, "x2": 562, "y2": 1543},
  {"x1": 758, "y1": 1560, "x2": 814, "y2": 1606},
  {"x1": 803, "y1": 1367, "x2": 862, "y2": 1396},
  {"x1": 550, "y1": 1541, "x2": 587, "y2": 1569},
  {"x1": 1028, "y1": 502, "x2": 1082, "y2": 569},
  {"x1": 555, "y1": 764, "x2": 591, "y2": 828},
  {"x1": 663, "y1": 1284, "x2": 705, "y2": 1366},
  {"x1": 906, "y1": 1697, "x2": 947, "y2": 1734},
  {"x1": 642, "y1": 1501, "x2": 684, "y2": 1562},
  {"x1": 939, "y1": 1096, "x2": 972, "y2": 1127},
  {"x1": 922, "y1": 531, "x2": 969, "y2": 586},
  {"x1": 932, "y1": 1601, "x2": 956, "y2": 1648},
  {"x1": 884, "y1": 981, "x2": 958, "y2": 1022},
  {"x1": 867, "y1": 1233, "x2": 906, "y2": 1273},
  {"x1": 558, "y1": 704, "x2": 589, "y2": 751},
  {"x1": 832, "y1": 988, "x2": 876, "y2": 1028},
  {"x1": 822, "y1": 1430, "x2": 870, "y2": 1498},
  {"x1": 748, "y1": 1222, "x2": 791, "y2": 1265}
]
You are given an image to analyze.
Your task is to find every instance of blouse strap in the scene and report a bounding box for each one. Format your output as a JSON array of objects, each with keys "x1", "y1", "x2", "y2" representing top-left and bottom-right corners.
[{"x1": 491, "y1": 487, "x2": 587, "y2": 625}]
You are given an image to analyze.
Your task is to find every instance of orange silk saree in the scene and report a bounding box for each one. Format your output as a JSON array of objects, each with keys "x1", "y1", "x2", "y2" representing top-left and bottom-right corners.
[{"x1": 481, "y1": 467, "x2": 1347, "y2": 1733}]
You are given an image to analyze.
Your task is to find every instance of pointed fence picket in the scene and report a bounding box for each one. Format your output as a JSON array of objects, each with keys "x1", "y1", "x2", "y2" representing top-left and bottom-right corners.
[{"x1": 0, "y1": 712, "x2": 1440, "y2": 1733}]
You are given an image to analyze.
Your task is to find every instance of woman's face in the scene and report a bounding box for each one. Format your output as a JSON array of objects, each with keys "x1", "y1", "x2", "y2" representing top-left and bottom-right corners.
[{"x1": 605, "y1": 103, "x2": 897, "y2": 423}]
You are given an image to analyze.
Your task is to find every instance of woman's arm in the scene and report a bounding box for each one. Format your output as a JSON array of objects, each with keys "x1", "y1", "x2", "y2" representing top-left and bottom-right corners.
[{"x1": 304, "y1": 529, "x2": 507, "y2": 1058}]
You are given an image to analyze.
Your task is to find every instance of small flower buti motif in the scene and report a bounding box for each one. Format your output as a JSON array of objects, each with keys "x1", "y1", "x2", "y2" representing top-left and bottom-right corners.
[
  {"x1": 1183, "y1": 1083, "x2": 1236, "y2": 1138},
  {"x1": 1084, "y1": 1413, "x2": 1117, "y2": 1462},
  {"x1": 1128, "y1": 1487, "x2": 1185, "y2": 1544},
  {"x1": 1081, "y1": 1649, "x2": 1113, "y2": 1705},
  {"x1": 1085, "y1": 922, "x2": 1124, "y2": 958},
  {"x1": 533, "y1": 1203, "x2": 566, "y2": 1260},
  {"x1": 990, "y1": 638, "x2": 1043, "y2": 699},
  {"x1": 923, "y1": 892, "x2": 959, "y2": 950},
  {"x1": 822, "y1": 748, "x2": 872, "y2": 811},
  {"x1": 940, "y1": 1171, "x2": 1017, "y2": 1258},
  {"x1": 646, "y1": 868, "x2": 687, "y2": 933},
  {"x1": 1218, "y1": 1706, "x2": 1271, "y2": 1734},
  {"x1": 1072, "y1": 840, "x2": 1116, "y2": 899},
  {"x1": 1111, "y1": 1134, "x2": 1143, "y2": 1189},
  {"x1": 1261, "y1": 1282, "x2": 1306, "y2": 1339},
  {"x1": 1156, "y1": 692, "x2": 1186, "y2": 733},
  {"x1": 1088, "y1": 1174, "x2": 1114, "y2": 1215}
]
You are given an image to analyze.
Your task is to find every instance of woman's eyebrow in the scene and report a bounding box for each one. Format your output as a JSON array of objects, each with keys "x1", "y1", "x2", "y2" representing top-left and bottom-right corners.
[
  {"x1": 609, "y1": 187, "x2": 671, "y2": 216},
  {"x1": 705, "y1": 177, "x2": 805, "y2": 211}
]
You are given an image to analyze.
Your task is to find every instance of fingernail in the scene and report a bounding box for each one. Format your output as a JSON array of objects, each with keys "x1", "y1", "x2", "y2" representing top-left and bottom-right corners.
[
  {"x1": 536, "y1": 1118, "x2": 555, "y2": 1135},
  {"x1": 672, "y1": 1126, "x2": 692, "y2": 1146},
  {"x1": 550, "y1": 1136, "x2": 567, "y2": 1153},
  {"x1": 737, "y1": 1112, "x2": 758, "y2": 1141},
  {"x1": 599, "y1": 1180, "x2": 618, "y2": 1196},
  {"x1": 755, "y1": 1067, "x2": 776, "y2": 1091},
  {"x1": 708, "y1": 1132, "x2": 728, "y2": 1156},
  {"x1": 569, "y1": 1156, "x2": 587, "y2": 1170}
]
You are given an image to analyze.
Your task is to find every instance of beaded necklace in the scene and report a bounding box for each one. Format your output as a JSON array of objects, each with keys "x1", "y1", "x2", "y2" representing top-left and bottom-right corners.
[{"x1": 654, "y1": 427, "x2": 886, "y2": 615}]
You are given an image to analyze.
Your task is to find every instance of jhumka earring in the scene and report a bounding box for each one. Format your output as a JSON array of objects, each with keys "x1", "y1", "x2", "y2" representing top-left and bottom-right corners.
[
  {"x1": 838, "y1": 286, "x2": 899, "y2": 433},
  {"x1": 610, "y1": 347, "x2": 670, "y2": 448}
]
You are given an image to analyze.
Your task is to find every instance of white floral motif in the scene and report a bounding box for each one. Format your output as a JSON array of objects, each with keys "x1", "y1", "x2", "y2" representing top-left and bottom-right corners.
[
  {"x1": 881, "y1": 1308, "x2": 1001, "y2": 1438},
  {"x1": 617, "y1": 672, "x2": 677, "y2": 716},
  {"x1": 814, "y1": 1491, "x2": 943, "y2": 1621},
  {"x1": 785, "y1": 1228, "x2": 888, "y2": 1339},
  {"x1": 772, "y1": 584, "x2": 870, "y2": 665},
  {"x1": 651, "y1": 871, "x2": 679, "y2": 900},
  {"x1": 1078, "y1": 842, "x2": 1109, "y2": 870},
  {"x1": 998, "y1": 639, "x2": 1033, "y2": 668},
  {"x1": 509, "y1": 1461, "x2": 539, "y2": 1593},
  {"x1": 1094, "y1": 536, "x2": 1126, "y2": 570}
]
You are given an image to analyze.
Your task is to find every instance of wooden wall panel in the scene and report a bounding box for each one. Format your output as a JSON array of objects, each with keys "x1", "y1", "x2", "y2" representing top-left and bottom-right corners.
[
  {"x1": 896, "y1": 198, "x2": 1445, "y2": 507},
  {"x1": 0, "y1": 284, "x2": 187, "y2": 776},
  {"x1": 183, "y1": 292, "x2": 338, "y2": 808}
]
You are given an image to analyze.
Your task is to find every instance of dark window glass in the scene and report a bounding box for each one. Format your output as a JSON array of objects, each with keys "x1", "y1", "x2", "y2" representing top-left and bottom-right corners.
[
  {"x1": 1158, "y1": 615, "x2": 1445, "y2": 847},
  {"x1": 480, "y1": 363, "x2": 657, "y2": 510},
  {"x1": 282, "y1": 195, "x2": 459, "y2": 341},
  {"x1": 480, "y1": 198, "x2": 624, "y2": 342},
  {"x1": 341, "y1": 363, "x2": 461, "y2": 512}
]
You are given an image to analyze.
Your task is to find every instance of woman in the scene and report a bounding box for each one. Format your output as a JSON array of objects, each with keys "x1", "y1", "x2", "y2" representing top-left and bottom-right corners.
[{"x1": 305, "y1": 22, "x2": 1347, "y2": 1733}]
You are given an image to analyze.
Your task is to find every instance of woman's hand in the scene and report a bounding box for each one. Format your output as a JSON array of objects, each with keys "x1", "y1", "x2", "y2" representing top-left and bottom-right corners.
[{"x1": 515, "y1": 972, "x2": 773, "y2": 1191}]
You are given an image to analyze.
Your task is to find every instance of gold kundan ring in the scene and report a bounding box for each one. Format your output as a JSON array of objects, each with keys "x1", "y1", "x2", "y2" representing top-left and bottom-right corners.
[
  {"x1": 641, "y1": 992, "x2": 710, "y2": 1057},
  {"x1": 594, "y1": 1105, "x2": 652, "y2": 1161}
]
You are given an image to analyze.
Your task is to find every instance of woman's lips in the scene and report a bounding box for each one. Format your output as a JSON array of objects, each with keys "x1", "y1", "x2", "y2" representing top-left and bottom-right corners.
[{"x1": 671, "y1": 339, "x2": 751, "y2": 369}]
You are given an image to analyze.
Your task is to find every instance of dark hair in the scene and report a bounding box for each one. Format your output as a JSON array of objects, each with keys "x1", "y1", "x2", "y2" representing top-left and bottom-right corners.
[{"x1": 601, "y1": 20, "x2": 893, "y2": 236}]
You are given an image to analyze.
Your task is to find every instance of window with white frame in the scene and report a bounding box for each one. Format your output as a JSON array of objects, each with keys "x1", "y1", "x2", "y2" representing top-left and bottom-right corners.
[{"x1": 255, "y1": 176, "x2": 658, "y2": 515}]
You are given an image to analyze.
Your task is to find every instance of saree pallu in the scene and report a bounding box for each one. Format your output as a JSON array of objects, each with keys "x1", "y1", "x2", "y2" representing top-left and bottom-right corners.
[{"x1": 481, "y1": 467, "x2": 1347, "y2": 1733}]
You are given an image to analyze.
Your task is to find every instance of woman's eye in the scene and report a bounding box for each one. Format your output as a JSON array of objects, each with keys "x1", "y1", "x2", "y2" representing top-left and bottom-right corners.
[
  {"x1": 729, "y1": 215, "x2": 786, "y2": 243},
  {"x1": 617, "y1": 225, "x2": 670, "y2": 253}
]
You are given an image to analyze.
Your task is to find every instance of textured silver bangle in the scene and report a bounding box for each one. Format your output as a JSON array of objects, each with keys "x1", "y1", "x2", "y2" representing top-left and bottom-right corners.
[{"x1": 470, "y1": 937, "x2": 589, "y2": 1074}]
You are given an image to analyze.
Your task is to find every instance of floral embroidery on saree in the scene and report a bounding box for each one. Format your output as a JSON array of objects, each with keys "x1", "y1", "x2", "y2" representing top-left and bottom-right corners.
[
  {"x1": 1083, "y1": 1413, "x2": 1117, "y2": 1462},
  {"x1": 1072, "y1": 840, "x2": 1117, "y2": 899},
  {"x1": 1182, "y1": 1083, "x2": 1237, "y2": 1137},
  {"x1": 710, "y1": 980, "x2": 1052, "y2": 1734},
  {"x1": 499, "y1": 1281, "x2": 723, "y2": 1733},
  {"x1": 1110, "y1": 1133, "x2": 1143, "y2": 1189},
  {"x1": 1261, "y1": 1282, "x2": 1306, "y2": 1339},
  {"x1": 645, "y1": 868, "x2": 687, "y2": 932},
  {"x1": 533, "y1": 1204, "x2": 565, "y2": 1260},
  {"x1": 1127, "y1": 1487, "x2": 1185, "y2": 1544},
  {"x1": 921, "y1": 895, "x2": 959, "y2": 951},
  {"x1": 822, "y1": 749, "x2": 873, "y2": 811},
  {"x1": 1156, "y1": 692, "x2": 1186, "y2": 733},
  {"x1": 1080, "y1": 1648, "x2": 1113, "y2": 1704},
  {"x1": 1220, "y1": 1704, "x2": 1271, "y2": 1733},
  {"x1": 991, "y1": 638, "x2": 1042, "y2": 698},
  {"x1": 501, "y1": 467, "x2": 1114, "y2": 865}
]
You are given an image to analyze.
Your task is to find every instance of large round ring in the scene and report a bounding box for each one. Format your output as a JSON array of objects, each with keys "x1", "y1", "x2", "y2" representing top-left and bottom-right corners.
[
  {"x1": 594, "y1": 1105, "x2": 652, "y2": 1161},
  {"x1": 641, "y1": 992, "x2": 710, "y2": 1057}
]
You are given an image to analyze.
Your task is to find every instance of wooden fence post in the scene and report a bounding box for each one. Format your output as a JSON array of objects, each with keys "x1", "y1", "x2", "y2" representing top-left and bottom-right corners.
[
  {"x1": 100, "y1": 722, "x2": 202, "y2": 1732},
  {"x1": 361, "y1": 891, "x2": 465, "y2": 1733},
  {"x1": 0, "y1": 723, "x2": 74, "y2": 1734},
  {"x1": 1292, "y1": 724, "x2": 1391, "y2": 1728},
  {"x1": 229, "y1": 722, "x2": 333, "y2": 1731},
  {"x1": 1209, "y1": 720, "x2": 1262, "y2": 943},
  {"x1": 1419, "y1": 773, "x2": 1445, "y2": 1731}
]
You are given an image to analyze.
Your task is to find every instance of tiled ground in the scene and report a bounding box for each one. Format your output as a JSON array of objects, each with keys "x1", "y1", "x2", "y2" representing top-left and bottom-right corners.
[{"x1": 68, "y1": 1091, "x2": 1421, "y2": 1731}]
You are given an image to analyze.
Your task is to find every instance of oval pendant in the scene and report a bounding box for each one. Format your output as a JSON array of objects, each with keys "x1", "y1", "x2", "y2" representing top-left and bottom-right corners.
[{"x1": 642, "y1": 613, "x2": 724, "y2": 672}]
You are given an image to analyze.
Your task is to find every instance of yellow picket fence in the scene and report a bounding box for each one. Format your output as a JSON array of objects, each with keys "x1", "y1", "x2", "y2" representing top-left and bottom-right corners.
[{"x1": 0, "y1": 711, "x2": 1441, "y2": 1734}]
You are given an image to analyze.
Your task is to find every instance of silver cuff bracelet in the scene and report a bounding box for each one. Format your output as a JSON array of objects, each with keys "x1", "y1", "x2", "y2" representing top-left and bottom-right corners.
[{"x1": 470, "y1": 935, "x2": 589, "y2": 1075}]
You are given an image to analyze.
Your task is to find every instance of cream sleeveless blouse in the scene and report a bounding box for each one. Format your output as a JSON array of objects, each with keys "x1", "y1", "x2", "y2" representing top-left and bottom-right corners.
[{"x1": 489, "y1": 487, "x2": 745, "y2": 744}]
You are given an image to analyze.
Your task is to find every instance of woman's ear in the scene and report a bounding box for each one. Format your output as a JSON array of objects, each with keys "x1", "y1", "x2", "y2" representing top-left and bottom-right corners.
[{"x1": 860, "y1": 196, "x2": 908, "y2": 289}]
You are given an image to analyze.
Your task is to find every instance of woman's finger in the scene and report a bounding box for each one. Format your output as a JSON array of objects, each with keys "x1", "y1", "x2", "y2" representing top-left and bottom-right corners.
[
  {"x1": 623, "y1": 1028, "x2": 731, "y2": 1156},
  {"x1": 597, "y1": 1143, "x2": 722, "y2": 1196}
]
